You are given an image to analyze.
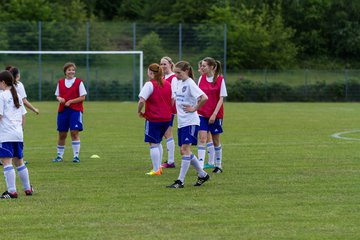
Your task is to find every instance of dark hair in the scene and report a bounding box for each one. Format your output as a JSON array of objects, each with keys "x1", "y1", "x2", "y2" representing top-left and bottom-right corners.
[
  {"x1": 63, "y1": 62, "x2": 76, "y2": 75},
  {"x1": 148, "y1": 63, "x2": 164, "y2": 86},
  {"x1": 202, "y1": 57, "x2": 222, "y2": 85},
  {"x1": 5, "y1": 65, "x2": 19, "y2": 86},
  {"x1": 0, "y1": 70, "x2": 20, "y2": 108},
  {"x1": 175, "y1": 61, "x2": 195, "y2": 80}
]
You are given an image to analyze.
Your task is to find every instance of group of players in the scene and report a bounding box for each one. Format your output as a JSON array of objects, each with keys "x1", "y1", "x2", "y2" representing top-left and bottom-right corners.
[
  {"x1": 0, "y1": 56, "x2": 227, "y2": 199},
  {"x1": 0, "y1": 62, "x2": 86, "y2": 199},
  {"x1": 137, "y1": 57, "x2": 227, "y2": 188}
]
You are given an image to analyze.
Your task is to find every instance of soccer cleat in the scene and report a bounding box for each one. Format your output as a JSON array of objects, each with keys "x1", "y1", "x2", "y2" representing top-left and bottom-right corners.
[
  {"x1": 166, "y1": 180, "x2": 184, "y2": 188},
  {"x1": 0, "y1": 191, "x2": 18, "y2": 199},
  {"x1": 52, "y1": 156, "x2": 63, "y2": 162},
  {"x1": 161, "y1": 161, "x2": 175, "y2": 168},
  {"x1": 212, "y1": 167, "x2": 223, "y2": 173},
  {"x1": 25, "y1": 186, "x2": 33, "y2": 196},
  {"x1": 72, "y1": 156, "x2": 80, "y2": 163},
  {"x1": 145, "y1": 169, "x2": 162, "y2": 176},
  {"x1": 194, "y1": 174, "x2": 210, "y2": 186},
  {"x1": 204, "y1": 163, "x2": 216, "y2": 169}
]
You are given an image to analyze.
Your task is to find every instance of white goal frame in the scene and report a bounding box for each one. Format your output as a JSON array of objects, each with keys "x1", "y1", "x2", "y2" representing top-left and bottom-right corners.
[{"x1": 0, "y1": 50, "x2": 144, "y2": 91}]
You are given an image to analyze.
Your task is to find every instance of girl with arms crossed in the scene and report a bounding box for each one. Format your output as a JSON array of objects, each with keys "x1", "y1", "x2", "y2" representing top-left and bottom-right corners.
[
  {"x1": 160, "y1": 56, "x2": 177, "y2": 168},
  {"x1": 0, "y1": 70, "x2": 32, "y2": 199},
  {"x1": 138, "y1": 63, "x2": 173, "y2": 175},
  {"x1": 167, "y1": 61, "x2": 209, "y2": 188}
]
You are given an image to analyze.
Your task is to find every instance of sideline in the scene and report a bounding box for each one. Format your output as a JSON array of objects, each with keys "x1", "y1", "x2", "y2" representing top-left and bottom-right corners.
[{"x1": 331, "y1": 130, "x2": 360, "y2": 141}]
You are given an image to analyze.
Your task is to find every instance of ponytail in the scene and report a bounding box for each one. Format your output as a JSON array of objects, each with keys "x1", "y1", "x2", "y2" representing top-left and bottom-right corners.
[
  {"x1": 202, "y1": 57, "x2": 222, "y2": 85},
  {"x1": 175, "y1": 61, "x2": 195, "y2": 81},
  {"x1": 148, "y1": 63, "x2": 164, "y2": 87},
  {"x1": 0, "y1": 70, "x2": 20, "y2": 108}
]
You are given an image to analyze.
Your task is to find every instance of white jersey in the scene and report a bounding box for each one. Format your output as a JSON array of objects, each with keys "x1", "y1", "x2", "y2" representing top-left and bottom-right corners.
[
  {"x1": 54, "y1": 77, "x2": 87, "y2": 97},
  {"x1": 0, "y1": 89, "x2": 27, "y2": 142},
  {"x1": 173, "y1": 78, "x2": 205, "y2": 128},
  {"x1": 15, "y1": 81, "x2": 27, "y2": 99},
  {"x1": 198, "y1": 75, "x2": 228, "y2": 97}
]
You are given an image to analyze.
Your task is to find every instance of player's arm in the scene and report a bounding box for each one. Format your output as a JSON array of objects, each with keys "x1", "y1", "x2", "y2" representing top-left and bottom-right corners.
[{"x1": 137, "y1": 97, "x2": 146, "y2": 118}]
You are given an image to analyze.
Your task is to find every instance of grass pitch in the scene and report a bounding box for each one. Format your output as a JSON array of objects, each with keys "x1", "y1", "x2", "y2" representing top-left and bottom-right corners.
[{"x1": 1, "y1": 102, "x2": 360, "y2": 239}]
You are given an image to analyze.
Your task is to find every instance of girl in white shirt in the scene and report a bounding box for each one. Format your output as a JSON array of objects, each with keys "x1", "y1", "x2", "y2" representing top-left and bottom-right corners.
[
  {"x1": 167, "y1": 61, "x2": 209, "y2": 188},
  {"x1": 0, "y1": 70, "x2": 32, "y2": 199}
]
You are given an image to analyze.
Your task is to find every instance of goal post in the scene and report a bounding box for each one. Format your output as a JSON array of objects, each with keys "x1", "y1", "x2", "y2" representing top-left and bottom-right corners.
[{"x1": 0, "y1": 50, "x2": 144, "y2": 101}]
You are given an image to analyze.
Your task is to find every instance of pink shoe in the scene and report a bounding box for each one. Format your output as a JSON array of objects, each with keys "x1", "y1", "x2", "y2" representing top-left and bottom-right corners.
[{"x1": 161, "y1": 161, "x2": 175, "y2": 168}]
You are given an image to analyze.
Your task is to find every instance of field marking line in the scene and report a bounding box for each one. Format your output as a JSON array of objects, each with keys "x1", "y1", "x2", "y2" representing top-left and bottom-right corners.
[{"x1": 331, "y1": 130, "x2": 360, "y2": 141}]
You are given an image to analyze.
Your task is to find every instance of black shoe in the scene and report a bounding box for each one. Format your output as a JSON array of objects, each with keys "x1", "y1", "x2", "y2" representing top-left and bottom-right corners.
[
  {"x1": 0, "y1": 191, "x2": 18, "y2": 199},
  {"x1": 25, "y1": 186, "x2": 33, "y2": 196},
  {"x1": 212, "y1": 167, "x2": 223, "y2": 173},
  {"x1": 194, "y1": 174, "x2": 210, "y2": 186},
  {"x1": 166, "y1": 180, "x2": 184, "y2": 188}
]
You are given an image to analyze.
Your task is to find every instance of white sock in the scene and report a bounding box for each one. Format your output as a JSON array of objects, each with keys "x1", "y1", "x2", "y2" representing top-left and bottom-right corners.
[
  {"x1": 178, "y1": 155, "x2": 191, "y2": 183},
  {"x1": 72, "y1": 140, "x2": 80, "y2": 157},
  {"x1": 166, "y1": 137, "x2": 175, "y2": 164},
  {"x1": 57, "y1": 145, "x2": 65, "y2": 158},
  {"x1": 150, "y1": 145, "x2": 160, "y2": 171},
  {"x1": 17, "y1": 164, "x2": 31, "y2": 191},
  {"x1": 158, "y1": 144, "x2": 163, "y2": 164},
  {"x1": 3, "y1": 164, "x2": 16, "y2": 193},
  {"x1": 190, "y1": 154, "x2": 207, "y2": 177},
  {"x1": 215, "y1": 145, "x2": 222, "y2": 168},
  {"x1": 207, "y1": 142, "x2": 215, "y2": 165},
  {"x1": 197, "y1": 145, "x2": 206, "y2": 169}
]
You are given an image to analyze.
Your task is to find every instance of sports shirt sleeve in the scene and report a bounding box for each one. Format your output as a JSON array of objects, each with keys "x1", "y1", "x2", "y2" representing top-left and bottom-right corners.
[
  {"x1": 16, "y1": 82, "x2": 27, "y2": 99},
  {"x1": 189, "y1": 79, "x2": 205, "y2": 99},
  {"x1": 79, "y1": 82, "x2": 87, "y2": 96},
  {"x1": 220, "y1": 79, "x2": 228, "y2": 97},
  {"x1": 55, "y1": 83, "x2": 59, "y2": 96},
  {"x1": 138, "y1": 82, "x2": 154, "y2": 100}
]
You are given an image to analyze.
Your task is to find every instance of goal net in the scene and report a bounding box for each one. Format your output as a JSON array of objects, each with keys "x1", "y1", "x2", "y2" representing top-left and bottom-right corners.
[{"x1": 0, "y1": 51, "x2": 143, "y2": 101}]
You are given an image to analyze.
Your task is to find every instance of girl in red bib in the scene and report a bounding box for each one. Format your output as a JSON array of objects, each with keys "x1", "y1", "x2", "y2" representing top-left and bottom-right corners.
[
  {"x1": 53, "y1": 62, "x2": 87, "y2": 163},
  {"x1": 138, "y1": 63, "x2": 173, "y2": 175},
  {"x1": 160, "y1": 56, "x2": 177, "y2": 168},
  {"x1": 197, "y1": 57, "x2": 227, "y2": 173}
]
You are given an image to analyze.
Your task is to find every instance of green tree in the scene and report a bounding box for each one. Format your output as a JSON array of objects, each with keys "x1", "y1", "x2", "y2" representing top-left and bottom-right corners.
[
  {"x1": 138, "y1": 32, "x2": 166, "y2": 66},
  {"x1": 208, "y1": 2, "x2": 297, "y2": 69}
]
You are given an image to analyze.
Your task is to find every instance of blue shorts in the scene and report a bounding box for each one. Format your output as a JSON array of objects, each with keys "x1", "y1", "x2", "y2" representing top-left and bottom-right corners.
[
  {"x1": 57, "y1": 107, "x2": 83, "y2": 132},
  {"x1": 199, "y1": 116, "x2": 223, "y2": 134},
  {"x1": 0, "y1": 142, "x2": 24, "y2": 159},
  {"x1": 177, "y1": 125, "x2": 199, "y2": 146},
  {"x1": 169, "y1": 114, "x2": 175, "y2": 127},
  {"x1": 144, "y1": 120, "x2": 171, "y2": 144}
]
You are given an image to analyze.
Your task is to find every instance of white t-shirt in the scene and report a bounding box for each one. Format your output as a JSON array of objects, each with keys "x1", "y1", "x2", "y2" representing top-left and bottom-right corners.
[
  {"x1": 0, "y1": 90, "x2": 27, "y2": 142},
  {"x1": 15, "y1": 81, "x2": 27, "y2": 99},
  {"x1": 54, "y1": 77, "x2": 87, "y2": 96},
  {"x1": 198, "y1": 76, "x2": 228, "y2": 97},
  {"x1": 173, "y1": 78, "x2": 205, "y2": 128},
  {"x1": 138, "y1": 82, "x2": 154, "y2": 100}
]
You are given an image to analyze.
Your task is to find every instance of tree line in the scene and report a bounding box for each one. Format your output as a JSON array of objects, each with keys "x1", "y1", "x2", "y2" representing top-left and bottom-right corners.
[{"x1": 0, "y1": 0, "x2": 359, "y2": 69}]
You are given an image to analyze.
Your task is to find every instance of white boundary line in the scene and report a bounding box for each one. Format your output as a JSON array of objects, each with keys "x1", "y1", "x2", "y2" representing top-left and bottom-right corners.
[{"x1": 331, "y1": 130, "x2": 360, "y2": 141}]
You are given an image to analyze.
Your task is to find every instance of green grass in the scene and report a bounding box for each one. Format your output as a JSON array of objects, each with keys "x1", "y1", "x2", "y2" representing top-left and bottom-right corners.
[{"x1": 1, "y1": 102, "x2": 360, "y2": 239}]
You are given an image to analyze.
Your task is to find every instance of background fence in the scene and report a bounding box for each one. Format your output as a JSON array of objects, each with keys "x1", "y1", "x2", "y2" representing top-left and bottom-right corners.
[{"x1": 0, "y1": 21, "x2": 359, "y2": 102}]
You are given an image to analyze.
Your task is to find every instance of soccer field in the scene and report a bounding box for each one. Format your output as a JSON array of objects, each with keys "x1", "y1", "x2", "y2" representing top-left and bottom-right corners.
[{"x1": 1, "y1": 102, "x2": 360, "y2": 239}]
